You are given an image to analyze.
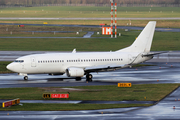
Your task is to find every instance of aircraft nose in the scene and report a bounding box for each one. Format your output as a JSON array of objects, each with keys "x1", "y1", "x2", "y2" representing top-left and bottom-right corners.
[{"x1": 6, "y1": 63, "x2": 14, "y2": 71}]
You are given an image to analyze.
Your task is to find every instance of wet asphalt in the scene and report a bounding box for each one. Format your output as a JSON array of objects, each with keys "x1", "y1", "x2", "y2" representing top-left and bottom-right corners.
[
  {"x1": 0, "y1": 51, "x2": 180, "y2": 119},
  {"x1": 0, "y1": 87, "x2": 180, "y2": 119},
  {"x1": 0, "y1": 60, "x2": 180, "y2": 119},
  {"x1": 1, "y1": 23, "x2": 180, "y2": 32}
]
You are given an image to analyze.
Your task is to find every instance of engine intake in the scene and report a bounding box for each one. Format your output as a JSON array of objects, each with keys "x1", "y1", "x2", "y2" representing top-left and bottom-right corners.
[{"x1": 66, "y1": 67, "x2": 84, "y2": 77}]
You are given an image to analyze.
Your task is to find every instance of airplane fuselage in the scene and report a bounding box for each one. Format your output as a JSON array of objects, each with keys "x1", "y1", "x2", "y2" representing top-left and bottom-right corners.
[{"x1": 8, "y1": 51, "x2": 139, "y2": 74}]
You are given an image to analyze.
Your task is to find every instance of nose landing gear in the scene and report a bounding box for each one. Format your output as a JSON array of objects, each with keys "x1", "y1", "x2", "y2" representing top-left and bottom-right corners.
[
  {"x1": 18, "y1": 73, "x2": 28, "y2": 80},
  {"x1": 24, "y1": 76, "x2": 28, "y2": 80}
]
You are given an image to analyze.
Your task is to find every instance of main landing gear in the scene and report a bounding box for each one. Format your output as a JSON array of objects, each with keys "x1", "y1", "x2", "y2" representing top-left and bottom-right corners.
[
  {"x1": 86, "y1": 73, "x2": 93, "y2": 82},
  {"x1": 24, "y1": 76, "x2": 28, "y2": 80}
]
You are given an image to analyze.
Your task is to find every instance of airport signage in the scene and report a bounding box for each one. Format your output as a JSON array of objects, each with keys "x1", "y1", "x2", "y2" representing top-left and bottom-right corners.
[
  {"x1": 43, "y1": 94, "x2": 51, "y2": 98},
  {"x1": 43, "y1": 94, "x2": 69, "y2": 99},
  {"x1": 118, "y1": 83, "x2": 132, "y2": 87},
  {"x1": 18, "y1": 25, "x2": 24, "y2": 27},
  {"x1": 102, "y1": 27, "x2": 112, "y2": 35},
  {"x1": 2, "y1": 98, "x2": 20, "y2": 108},
  {"x1": 51, "y1": 94, "x2": 69, "y2": 98}
]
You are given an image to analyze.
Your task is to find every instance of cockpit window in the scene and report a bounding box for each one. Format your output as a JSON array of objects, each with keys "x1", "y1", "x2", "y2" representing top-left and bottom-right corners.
[{"x1": 14, "y1": 60, "x2": 24, "y2": 63}]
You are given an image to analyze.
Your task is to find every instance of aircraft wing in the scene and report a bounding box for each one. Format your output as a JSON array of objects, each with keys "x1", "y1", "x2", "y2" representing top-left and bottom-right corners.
[
  {"x1": 85, "y1": 64, "x2": 130, "y2": 73},
  {"x1": 142, "y1": 51, "x2": 168, "y2": 57}
]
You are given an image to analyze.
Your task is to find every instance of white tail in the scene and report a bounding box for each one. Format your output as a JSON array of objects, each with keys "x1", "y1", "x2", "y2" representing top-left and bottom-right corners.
[{"x1": 116, "y1": 21, "x2": 156, "y2": 53}]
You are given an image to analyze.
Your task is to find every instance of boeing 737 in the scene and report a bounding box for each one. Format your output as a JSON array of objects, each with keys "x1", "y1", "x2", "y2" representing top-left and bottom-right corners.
[{"x1": 7, "y1": 21, "x2": 159, "y2": 81}]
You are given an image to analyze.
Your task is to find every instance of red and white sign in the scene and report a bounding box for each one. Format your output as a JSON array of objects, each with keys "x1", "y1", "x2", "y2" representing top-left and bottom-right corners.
[
  {"x1": 2, "y1": 98, "x2": 20, "y2": 108},
  {"x1": 51, "y1": 94, "x2": 69, "y2": 98},
  {"x1": 102, "y1": 27, "x2": 112, "y2": 35},
  {"x1": 3, "y1": 101, "x2": 12, "y2": 107}
]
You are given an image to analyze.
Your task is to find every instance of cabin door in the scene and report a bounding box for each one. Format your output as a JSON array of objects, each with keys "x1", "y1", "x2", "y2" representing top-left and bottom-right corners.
[{"x1": 31, "y1": 57, "x2": 36, "y2": 67}]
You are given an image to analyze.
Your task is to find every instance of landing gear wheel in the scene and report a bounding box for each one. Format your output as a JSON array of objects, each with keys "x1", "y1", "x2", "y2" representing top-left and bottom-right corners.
[
  {"x1": 86, "y1": 74, "x2": 93, "y2": 82},
  {"x1": 75, "y1": 77, "x2": 82, "y2": 81},
  {"x1": 24, "y1": 76, "x2": 28, "y2": 80}
]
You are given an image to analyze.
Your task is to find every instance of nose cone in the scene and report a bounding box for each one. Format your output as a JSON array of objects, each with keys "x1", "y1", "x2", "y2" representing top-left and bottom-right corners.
[{"x1": 6, "y1": 63, "x2": 15, "y2": 72}]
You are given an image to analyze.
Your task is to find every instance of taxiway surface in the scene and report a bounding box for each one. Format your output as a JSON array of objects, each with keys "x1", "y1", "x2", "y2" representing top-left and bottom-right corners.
[
  {"x1": 0, "y1": 86, "x2": 180, "y2": 120},
  {"x1": 1, "y1": 53, "x2": 180, "y2": 119},
  {"x1": 0, "y1": 62, "x2": 179, "y2": 88},
  {"x1": 1, "y1": 23, "x2": 180, "y2": 32},
  {"x1": 0, "y1": 61, "x2": 180, "y2": 119}
]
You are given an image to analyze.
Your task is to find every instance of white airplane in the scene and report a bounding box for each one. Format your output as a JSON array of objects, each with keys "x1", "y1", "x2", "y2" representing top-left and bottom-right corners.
[{"x1": 7, "y1": 21, "x2": 160, "y2": 81}]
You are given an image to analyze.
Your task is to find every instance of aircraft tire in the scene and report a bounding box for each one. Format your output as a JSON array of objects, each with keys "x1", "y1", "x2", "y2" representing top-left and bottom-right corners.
[
  {"x1": 24, "y1": 76, "x2": 28, "y2": 80},
  {"x1": 86, "y1": 74, "x2": 93, "y2": 82}
]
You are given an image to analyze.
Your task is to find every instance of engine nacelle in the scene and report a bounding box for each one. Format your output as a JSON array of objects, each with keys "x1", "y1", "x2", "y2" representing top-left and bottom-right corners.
[{"x1": 66, "y1": 67, "x2": 84, "y2": 77}]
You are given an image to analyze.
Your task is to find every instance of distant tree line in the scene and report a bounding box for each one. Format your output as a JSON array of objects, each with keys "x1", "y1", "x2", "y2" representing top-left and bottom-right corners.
[{"x1": 0, "y1": 0, "x2": 179, "y2": 6}]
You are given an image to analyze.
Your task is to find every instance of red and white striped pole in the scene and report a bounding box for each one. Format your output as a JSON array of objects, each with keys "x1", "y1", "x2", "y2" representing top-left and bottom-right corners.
[
  {"x1": 111, "y1": 0, "x2": 113, "y2": 38},
  {"x1": 115, "y1": 3, "x2": 117, "y2": 38}
]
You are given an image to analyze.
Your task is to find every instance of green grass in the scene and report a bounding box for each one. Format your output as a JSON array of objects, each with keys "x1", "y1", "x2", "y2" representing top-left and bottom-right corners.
[
  {"x1": 0, "y1": 84, "x2": 178, "y2": 101},
  {"x1": 0, "y1": 103, "x2": 151, "y2": 111},
  {"x1": 0, "y1": 84, "x2": 178, "y2": 110},
  {"x1": 0, "y1": 30, "x2": 179, "y2": 51},
  {"x1": 0, "y1": 6, "x2": 179, "y2": 18},
  {"x1": 0, "y1": 61, "x2": 11, "y2": 73}
]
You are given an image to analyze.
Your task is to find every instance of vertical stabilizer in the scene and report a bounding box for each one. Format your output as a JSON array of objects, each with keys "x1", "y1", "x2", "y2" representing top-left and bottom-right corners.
[{"x1": 116, "y1": 21, "x2": 156, "y2": 53}]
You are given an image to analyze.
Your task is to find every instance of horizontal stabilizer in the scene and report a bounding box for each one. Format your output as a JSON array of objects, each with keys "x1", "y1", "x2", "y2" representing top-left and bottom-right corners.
[{"x1": 142, "y1": 51, "x2": 168, "y2": 57}]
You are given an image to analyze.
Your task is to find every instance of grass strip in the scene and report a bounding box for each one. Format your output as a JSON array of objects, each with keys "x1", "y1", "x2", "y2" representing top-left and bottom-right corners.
[
  {"x1": 0, "y1": 61, "x2": 12, "y2": 73},
  {"x1": 0, "y1": 84, "x2": 178, "y2": 101},
  {"x1": 0, "y1": 30, "x2": 180, "y2": 51},
  {"x1": 0, "y1": 103, "x2": 152, "y2": 111},
  {"x1": 0, "y1": 84, "x2": 178, "y2": 111},
  {"x1": 0, "y1": 6, "x2": 180, "y2": 18}
]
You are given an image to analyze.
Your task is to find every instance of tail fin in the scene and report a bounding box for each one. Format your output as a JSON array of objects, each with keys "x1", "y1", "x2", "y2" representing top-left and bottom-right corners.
[{"x1": 116, "y1": 21, "x2": 156, "y2": 53}]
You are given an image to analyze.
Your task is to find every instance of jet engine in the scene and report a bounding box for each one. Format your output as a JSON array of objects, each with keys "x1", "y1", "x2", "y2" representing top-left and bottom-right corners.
[{"x1": 66, "y1": 67, "x2": 84, "y2": 77}]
